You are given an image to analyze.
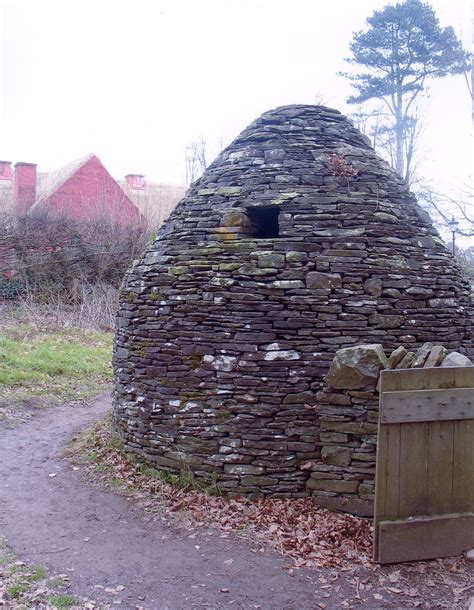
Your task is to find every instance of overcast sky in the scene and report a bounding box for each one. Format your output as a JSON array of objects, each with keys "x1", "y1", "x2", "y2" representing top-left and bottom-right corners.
[{"x1": 0, "y1": 0, "x2": 472, "y2": 213}]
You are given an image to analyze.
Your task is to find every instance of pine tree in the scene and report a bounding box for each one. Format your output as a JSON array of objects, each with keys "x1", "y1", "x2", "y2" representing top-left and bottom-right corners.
[{"x1": 343, "y1": 0, "x2": 470, "y2": 180}]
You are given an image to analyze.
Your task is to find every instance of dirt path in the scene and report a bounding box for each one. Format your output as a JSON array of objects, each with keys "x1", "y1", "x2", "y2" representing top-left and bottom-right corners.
[{"x1": 0, "y1": 393, "x2": 356, "y2": 610}]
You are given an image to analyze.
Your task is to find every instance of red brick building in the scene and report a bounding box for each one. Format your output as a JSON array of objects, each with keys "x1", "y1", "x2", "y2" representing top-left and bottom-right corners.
[
  {"x1": 0, "y1": 155, "x2": 186, "y2": 228},
  {"x1": 0, "y1": 155, "x2": 188, "y2": 281},
  {"x1": 0, "y1": 154, "x2": 143, "y2": 227}
]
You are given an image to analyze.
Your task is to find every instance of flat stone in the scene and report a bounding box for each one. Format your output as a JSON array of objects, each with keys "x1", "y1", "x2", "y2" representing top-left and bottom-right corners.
[
  {"x1": 396, "y1": 351, "x2": 416, "y2": 369},
  {"x1": 369, "y1": 314, "x2": 404, "y2": 329},
  {"x1": 286, "y1": 251, "x2": 308, "y2": 264},
  {"x1": 223, "y1": 464, "x2": 264, "y2": 475},
  {"x1": 115, "y1": 347, "x2": 129, "y2": 359},
  {"x1": 387, "y1": 346, "x2": 407, "y2": 369},
  {"x1": 257, "y1": 253, "x2": 285, "y2": 268},
  {"x1": 264, "y1": 350, "x2": 300, "y2": 361},
  {"x1": 423, "y1": 345, "x2": 447, "y2": 368},
  {"x1": 429, "y1": 298, "x2": 458, "y2": 308},
  {"x1": 321, "y1": 446, "x2": 351, "y2": 467},
  {"x1": 313, "y1": 495, "x2": 374, "y2": 517},
  {"x1": 241, "y1": 475, "x2": 278, "y2": 486},
  {"x1": 306, "y1": 272, "x2": 342, "y2": 290},
  {"x1": 271, "y1": 280, "x2": 305, "y2": 289},
  {"x1": 283, "y1": 392, "x2": 315, "y2": 405},
  {"x1": 363, "y1": 277, "x2": 383, "y2": 297},
  {"x1": 412, "y1": 342, "x2": 434, "y2": 368},
  {"x1": 307, "y1": 478, "x2": 359, "y2": 493},
  {"x1": 319, "y1": 432, "x2": 348, "y2": 443},
  {"x1": 320, "y1": 420, "x2": 378, "y2": 435},
  {"x1": 216, "y1": 186, "x2": 242, "y2": 196}
]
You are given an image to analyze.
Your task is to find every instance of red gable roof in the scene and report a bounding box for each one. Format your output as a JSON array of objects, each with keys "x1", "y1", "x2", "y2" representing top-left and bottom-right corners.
[{"x1": 31, "y1": 154, "x2": 143, "y2": 227}]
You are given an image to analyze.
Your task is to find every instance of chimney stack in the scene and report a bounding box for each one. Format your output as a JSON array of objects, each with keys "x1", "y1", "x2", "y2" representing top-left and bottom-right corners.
[
  {"x1": 13, "y1": 162, "x2": 37, "y2": 216},
  {"x1": 0, "y1": 161, "x2": 12, "y2": 180},
  {"x1": 125, "y1": 174, "x2": 146, "y2": 190}
]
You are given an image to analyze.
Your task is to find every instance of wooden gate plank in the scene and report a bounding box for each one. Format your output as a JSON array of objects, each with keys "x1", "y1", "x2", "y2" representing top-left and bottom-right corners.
[
  {"x1": 377, "y1": 513, "x2": 474, "y2": 564},
  {"x1": 452, "y1": 419, "x2": 474, "y2": 513},
  {"x1": 454, "y1": 367, "x2": 474, "y2": 388},
  {"x1": 376, "y1": 424, "x2": 401, "y2": 519},
  {"x1": 374, "y1": 423, "x2": 400, "y2": 560},
  {"x1": 380, "y1": 388, "x2": 474, "y2": 423},
  {"x1": 380, "y1": 367, "x2": 474, "y2": 392},
  {"x1": 427, "y1": 421, "x2": 454, "y2": 514},
  {"x1": 398, "y1": 422, "x2": 429, "y2": 516}
]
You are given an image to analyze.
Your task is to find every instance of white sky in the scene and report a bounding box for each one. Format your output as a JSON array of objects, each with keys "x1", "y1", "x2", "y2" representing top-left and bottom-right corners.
[{"x1": 0, "y1": 0, "x2": 472, "y2": 225}]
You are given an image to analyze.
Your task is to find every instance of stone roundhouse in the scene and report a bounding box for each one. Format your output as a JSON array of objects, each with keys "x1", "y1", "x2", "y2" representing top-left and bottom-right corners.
[{"x1": 113, "y1": 105, "x2": 472, "y2": 500}]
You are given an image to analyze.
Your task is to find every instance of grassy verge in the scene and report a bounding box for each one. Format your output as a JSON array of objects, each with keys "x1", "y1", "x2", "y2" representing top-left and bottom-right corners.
[
  {"x1": 0, "y1": 537, "x2": 84, "y2": 609},
  {"x1": 0, "y1": 304, "x2": 112, "y2": 425}
]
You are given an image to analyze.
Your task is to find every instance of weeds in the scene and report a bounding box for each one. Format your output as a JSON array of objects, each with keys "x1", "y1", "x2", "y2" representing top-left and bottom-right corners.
[
  {"x1": 48, "y1": 576, "x2": 66, "y2": 589},
  {"x1": 47, "y1": 594, "x2": 77, "y2": 609},
  {"x1": 29, "y1": 564, "x2": 47, "y2": 581},
  {"x1": 16, "y1": 283, "x2": 120, "y2": 332},
  {"x1": 0, "y1": 537, "x2": 90, "y2": 608},
  {"x1": 6, "y1": 582, "x2": 29, "y2": 598}
]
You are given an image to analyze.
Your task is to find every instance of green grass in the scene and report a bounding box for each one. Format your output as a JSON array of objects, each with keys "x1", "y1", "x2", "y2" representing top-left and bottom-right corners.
[
  {"x1": 47, "y1": 594, "x2": 77, "y2": 609},
  {"x1": 48, "y1": 576, "x2": 66, "y2": 589},
  {"x1": 0, "y1": 328, "x2": 112, "y2": 406},
  {"x1": 6, "y1": 582, "x2": 29, "y2": 598},
  {"x1": 29, "y1": 564, "x2": 47, "y2": 580},
  {"x1": 0, "y1": 332, "x2": 112, "y2": 386}
]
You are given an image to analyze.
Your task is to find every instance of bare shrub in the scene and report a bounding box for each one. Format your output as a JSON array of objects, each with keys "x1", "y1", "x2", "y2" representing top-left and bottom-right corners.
[
  {"x1": 16, "y1": 282, "x2": 119, "y2": 331},
  {"x1": 1, "y1": 210, "x2": 149, "y2": 329}
]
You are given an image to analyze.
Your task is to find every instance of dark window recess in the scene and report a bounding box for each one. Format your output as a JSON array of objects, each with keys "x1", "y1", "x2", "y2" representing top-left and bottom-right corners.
[{"x1": 247, "y1": 207, "x2": 280, "y2": 238}]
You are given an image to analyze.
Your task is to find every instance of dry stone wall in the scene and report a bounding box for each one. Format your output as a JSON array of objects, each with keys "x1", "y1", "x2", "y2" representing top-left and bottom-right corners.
[
  {"x1": 308, "y1": 342, "x2": 473, "y2": 517},
  {"x1": 113, "y1": 104, "x2": 472, "y2": 503}
]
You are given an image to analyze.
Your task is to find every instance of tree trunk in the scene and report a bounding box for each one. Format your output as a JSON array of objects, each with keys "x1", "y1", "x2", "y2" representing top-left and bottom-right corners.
[{"x1": 395, "y1": 86, "x2": 404, "y2": 179}]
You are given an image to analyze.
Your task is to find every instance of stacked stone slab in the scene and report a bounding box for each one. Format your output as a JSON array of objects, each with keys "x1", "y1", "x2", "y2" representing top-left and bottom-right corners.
[
  {"x1": 309, "y1": 343, "x2": 473, "y2": 516},
  {"x1": 113, "y1": 104, "x2": 472, "y2": 500}
]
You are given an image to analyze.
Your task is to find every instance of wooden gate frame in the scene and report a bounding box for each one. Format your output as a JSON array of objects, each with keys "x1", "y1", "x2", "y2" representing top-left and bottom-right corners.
[{"x1": 374, "y1": 367, "x2": 474, "y2": 564}]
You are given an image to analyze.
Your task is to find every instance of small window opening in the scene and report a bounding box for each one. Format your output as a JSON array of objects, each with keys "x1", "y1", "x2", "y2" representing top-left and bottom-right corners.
[{"x1": 247, "y1": 207, "x2": 280, "y2": 238}]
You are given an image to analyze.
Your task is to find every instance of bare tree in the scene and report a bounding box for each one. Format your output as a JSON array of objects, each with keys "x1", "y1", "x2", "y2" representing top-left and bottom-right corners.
[
  {"x1": 416, "y1": 182, "x2": 474, "y2": 238},
  {"x1": 350, "y1": 99, "x2": 425, "y2": 185},
  {"x1": 185, "y1": 136, "x2": 207, "y2": 186}
]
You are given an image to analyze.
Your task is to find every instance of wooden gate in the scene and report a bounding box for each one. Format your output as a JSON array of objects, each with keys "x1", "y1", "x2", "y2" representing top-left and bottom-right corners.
[{"x1": 374, "y1": 367, "x2": 474, "y2": 564}]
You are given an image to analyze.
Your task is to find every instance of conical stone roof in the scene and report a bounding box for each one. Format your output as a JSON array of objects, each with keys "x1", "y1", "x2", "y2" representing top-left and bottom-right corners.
[{"x1": 113, "y1": 105, "x2": 472, "y2": 498}]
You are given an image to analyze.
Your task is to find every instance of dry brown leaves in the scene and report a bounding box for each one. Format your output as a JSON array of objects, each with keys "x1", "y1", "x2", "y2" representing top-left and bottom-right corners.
[{"x1": 77, "y1": 422, "x2": 373, "y2": 570}]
